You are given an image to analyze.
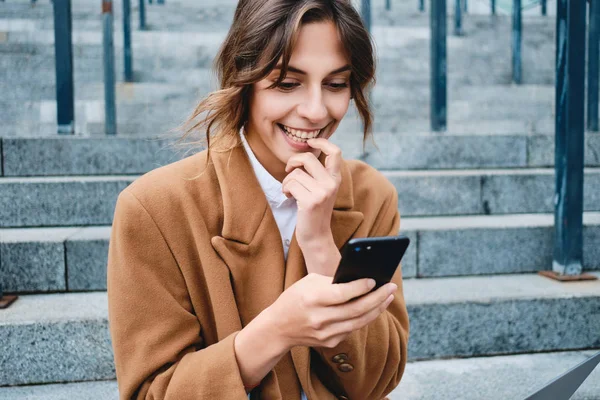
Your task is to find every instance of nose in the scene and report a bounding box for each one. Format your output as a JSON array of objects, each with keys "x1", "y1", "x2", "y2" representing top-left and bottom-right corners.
[{"x1": 296, "y1": 86, "x2": 328, "y2": 123}]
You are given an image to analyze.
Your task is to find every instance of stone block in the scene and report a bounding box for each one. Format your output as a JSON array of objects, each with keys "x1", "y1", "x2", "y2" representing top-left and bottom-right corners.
[
  {"x1": 481, "y1": 171, "x2": 552, "y2": 214},
  {"x1": 482, "y1": 171, "x2": 600, "y2": 214},
  {"x1": 385, "y1": 173, "x2": 483, "y2": 216},
  {"x1": 0, "y1": 178, "x2": 132, "y2": 227},
  {"x1": 528, "y1": 134, "x2": 600, "y2": 167},
  {"x1": 0, "y1": 240, "x2": 65, "y2": 293},
  {"x1": 0, "y1": 381, "x2": 120, "y2": 400},
  {"x1": 584, "y1": 225, "x2": 600, "y2": 270},
  {"x1": 66, "y1": 227, "x2": 111, "y2": 291},
  {"x1": 407, "y1": 296, "x2": 600, "y2": 360},
  {"x1": 3, "y1": 137, "x2": 183, "y2": 176},
  {"x1": 362, "y1": 134, "x2": 527, "y2": 170},
  {"x1": 0, "y1": 293, "x2": 114, "y2": 386},
  {"x1": 418, "y1": 226, "x2": 553, "y2": 277},
  {"x1": 0, "y1": 321, "x2": 114, "y2": 385},
  {"x1": 399, "y1": 230, "x2": 417, "y2": 279}
]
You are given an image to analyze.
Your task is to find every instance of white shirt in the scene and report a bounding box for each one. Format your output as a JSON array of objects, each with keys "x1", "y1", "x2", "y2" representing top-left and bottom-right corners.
[
  {"x1": 240, "y1": 131, "x2": 298, "y2": 259},
  {"x1": 240, "y1": 131, "x2": 308, "y2": 400}
]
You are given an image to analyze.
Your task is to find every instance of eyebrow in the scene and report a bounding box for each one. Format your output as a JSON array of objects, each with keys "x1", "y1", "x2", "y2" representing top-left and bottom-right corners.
[{"x1": 273, "y1": 64, "x2": 351, "y2": 76}]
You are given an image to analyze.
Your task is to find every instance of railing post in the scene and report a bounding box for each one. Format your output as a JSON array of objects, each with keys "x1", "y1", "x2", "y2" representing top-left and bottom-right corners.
[
  {"x1": 541, "y1": 0, "x2": 547, "y2": 16},
  {"x1": 431, "y1": 0, "x2": 447, "y2": 132},
  {"x1": 588, "y1": 0, "x2": 599, "y2": 132},
  {"x1": 462, "y1": 0, "x2": 467, "y2": 12},
  {"x1": 454, "y1": 0, "x2": 463, "y2": 36},
  {"x1": 386, "y1": 0, "x2": 391, "y2": 11},
  {"x1": 123, "y1": 0, "x2": 133, "y2": 82},
  {"x1": 491, "y1": 0, "x2": 496, "y2": 15},
  {"x1": 552, "y1": 0, "x2": 587, "y2": 277},
  {"x1": 512, "y1": 0, "x2": 522, "y2": 84},
  {"x1": 139, "y1": 0, "x2": 146, "y2": 30},
  {"x1": 103, "y1": 0, "x2": 117, "y2": 135},
  {"x1": 361, "y1": 0, "x2": 371, "y2": 34},
  {"x1": 419, "y1": 0, "x2": 425, "y2": 12},
  {"x1": 53, "y1": 0, "x2": 74, "y2": 134}
]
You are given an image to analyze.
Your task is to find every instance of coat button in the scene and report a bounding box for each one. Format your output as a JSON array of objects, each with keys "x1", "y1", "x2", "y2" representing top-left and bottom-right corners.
[
  {"x1": 332, "y1": 353, "x2": 349, "y2": 364},
  {"x1": 338, "y1": 363, "x2": 354, "y2": 372}
]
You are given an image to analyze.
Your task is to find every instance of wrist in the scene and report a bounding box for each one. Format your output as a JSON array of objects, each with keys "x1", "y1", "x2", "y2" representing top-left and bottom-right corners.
[
  {"x1": 234, "y1": 307, "x2": 291, "y2": 388},
  {"x1": 256, "y1": 304, "x2": 294, "y2": 353},
  {"x1": 302, "y1": 235, "x2": 341, "y2": 276}
]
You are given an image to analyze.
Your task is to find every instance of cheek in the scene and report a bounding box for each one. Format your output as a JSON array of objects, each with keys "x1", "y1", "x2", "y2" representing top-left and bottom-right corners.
[
  {"x1": 327, "y1": 93, "x2": 351, "y2": 120},
  {"x1": 253, "y1": 92, "x2": 295, "y2": 123}
]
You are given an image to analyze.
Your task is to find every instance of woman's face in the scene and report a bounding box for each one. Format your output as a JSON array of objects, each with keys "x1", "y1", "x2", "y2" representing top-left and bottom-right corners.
[{"x1": 245, "y1": 20, "x2": 352, "y2": 182}]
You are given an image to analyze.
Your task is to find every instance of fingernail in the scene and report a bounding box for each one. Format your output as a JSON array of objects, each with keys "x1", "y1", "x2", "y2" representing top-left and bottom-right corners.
[
  {"x1": 390, "y1": 283, "x2": 398, "y2": 292},
  {"x1": 367, "y1": 279, "x2": 376, "y2": 289}
]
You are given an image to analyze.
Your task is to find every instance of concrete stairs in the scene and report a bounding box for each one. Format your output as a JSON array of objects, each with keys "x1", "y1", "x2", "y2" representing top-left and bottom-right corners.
[
  {"x1": 1, "y1": 0, "x2": 558, "y2": 136},
  {"x1": 1, "y1": 350, "x2": 599, "y2": 399},
  {"x1": 1, "y1": 0, "x2": 599, "y2": 399}
]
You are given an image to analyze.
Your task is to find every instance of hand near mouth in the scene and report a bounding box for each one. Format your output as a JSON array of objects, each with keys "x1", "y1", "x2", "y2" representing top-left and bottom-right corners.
[{"x1": 282, "y1": 138, "x2": 343, "y2": 276}]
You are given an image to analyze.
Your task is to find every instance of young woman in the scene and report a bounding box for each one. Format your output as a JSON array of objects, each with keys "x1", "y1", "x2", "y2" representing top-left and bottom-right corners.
[{"x1": 107, "y1": 1, "x2": 409, "y2": 399}]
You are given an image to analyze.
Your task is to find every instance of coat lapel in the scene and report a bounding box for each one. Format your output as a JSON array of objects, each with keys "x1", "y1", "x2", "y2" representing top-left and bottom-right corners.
[
  {"x1": 209, "y1": 144, "x2": 286, "y2": 328},
  {"x1": 209, "y1": 143, "x2": 364, "y2": 398}
]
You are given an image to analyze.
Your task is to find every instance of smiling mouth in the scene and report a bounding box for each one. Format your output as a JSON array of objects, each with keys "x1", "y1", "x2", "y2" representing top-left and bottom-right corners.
[{"x1": 277, "y1": 123, "x2": 327, "y2": 142}]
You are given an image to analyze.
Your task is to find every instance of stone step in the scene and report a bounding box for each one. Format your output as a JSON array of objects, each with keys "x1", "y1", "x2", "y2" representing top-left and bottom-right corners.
[
  {"x1": 1, "y1": 168, "x2": 599, "y2": 227},
  {"x1": 0, "y1": 96, "x2": 556, "y2": 136},
  {"x1": 1, "y1": 213, "x2": 599, "y2": 293},
  {"x1": 1, "y1": 59, "x2": 556, "y2": 105},
  {"x1": 1, "y1": 16, "x2": 556, "y2": 86},
  {"x1": 392, "y1": 350, "x2": 600, "y2": 400},
  {"x1": 0, "y1": 115, "x2": 560, "y2": 137},
  {"x1": 0, "y1": 0, "x2": 558, "y2": 32},
  {"x1": 3, "y1": 134, "x2": 600, "y2": 177},
  {"x1": 1, "y1": 272, "x2": 598, "y2": 386},
  {"x1": 0, "y1": 380, "x2": 119, "y2": 400},
  {"x1": 1, "y1": 349, "x2": 598, "y2": 399}
]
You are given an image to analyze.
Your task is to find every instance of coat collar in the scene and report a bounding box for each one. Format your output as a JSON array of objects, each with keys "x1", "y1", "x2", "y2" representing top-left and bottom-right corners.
[{"x1": 208, "y1": 140, "x2": 363, "y2": 398}]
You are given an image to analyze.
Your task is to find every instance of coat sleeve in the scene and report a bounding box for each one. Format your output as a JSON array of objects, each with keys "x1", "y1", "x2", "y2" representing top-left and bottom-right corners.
[
  {"x1": 107, "y1": 189, "x2": 248, "y2": 399},
  {"x1": 314, "y1": 185, "x2": 410, "y2": 400}
]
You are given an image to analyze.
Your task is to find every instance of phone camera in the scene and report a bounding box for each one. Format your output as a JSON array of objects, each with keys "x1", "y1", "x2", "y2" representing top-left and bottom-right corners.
[{"x1": 354, "y1": 246, "x2": 361, "y2": 252}]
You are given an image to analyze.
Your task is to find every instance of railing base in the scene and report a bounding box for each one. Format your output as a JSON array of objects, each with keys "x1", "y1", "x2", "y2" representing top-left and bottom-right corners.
[
  {"x1": 538, "y1": 270, "x2": 598, "y2": 282},
  {"x1": 0, "y1": 294, "x2": 18, "y2": 309}
]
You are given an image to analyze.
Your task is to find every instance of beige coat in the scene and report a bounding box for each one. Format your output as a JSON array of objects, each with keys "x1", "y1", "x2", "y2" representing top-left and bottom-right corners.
[{"x1": 107, "y1": 142, "x2": 410, "y2": 400}]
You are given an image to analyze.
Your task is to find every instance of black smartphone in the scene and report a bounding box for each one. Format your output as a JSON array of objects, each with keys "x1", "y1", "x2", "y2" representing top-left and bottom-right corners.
[{"x1": 332, "y1": 236, "x2": 410, "y2": 290}]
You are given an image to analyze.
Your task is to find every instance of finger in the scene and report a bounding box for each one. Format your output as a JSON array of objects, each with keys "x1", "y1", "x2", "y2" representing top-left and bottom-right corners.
[
  {"x1": 285, "y1": 153, "x2": 333, "y2": 184},
  {"x1": 329, "y1": 282, "x2": 397, "y2": 322},
  {"x1": 324, "y1": 294, "x2": 395, "y2": 337},
  {"x1": 281, "y1": 179, "x2": 313, "y2": 204},
  {"x1": 306, "y1": 138, "x2": 342, "y2": 178},
  {"x1": 324, "y1": 278, "x2": 376, "y2": 306},
  {"x1": 342, "y1": 283, "x2": 397, "y2": 320},
  {"x1": 282, "y1": 169, "x2": 321, "y2": 194}
]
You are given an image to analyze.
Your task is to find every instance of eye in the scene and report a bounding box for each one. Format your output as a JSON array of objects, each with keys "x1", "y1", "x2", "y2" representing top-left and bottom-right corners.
[
  {"x1": 276, "y1": 81, "x2": 300, "y2": 92},
  {"x1": 327, "y1": 82, "x2": 349, "y2": 91}
]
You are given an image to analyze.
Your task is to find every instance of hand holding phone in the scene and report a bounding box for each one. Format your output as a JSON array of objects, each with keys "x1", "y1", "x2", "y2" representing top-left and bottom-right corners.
[{"x1": 332, "y1": 236, "x2": 410, "y2": 290}]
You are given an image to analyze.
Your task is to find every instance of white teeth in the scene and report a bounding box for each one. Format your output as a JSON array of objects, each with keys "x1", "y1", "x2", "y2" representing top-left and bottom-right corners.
[{"x1": 281, "y1": 125, "x2": 322, "y2": 141}]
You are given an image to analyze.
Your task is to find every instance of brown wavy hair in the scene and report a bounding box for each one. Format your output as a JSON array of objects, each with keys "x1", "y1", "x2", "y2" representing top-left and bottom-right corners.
[{"x1": 172, "y1": 0, "x2": 376, "y2": 158}]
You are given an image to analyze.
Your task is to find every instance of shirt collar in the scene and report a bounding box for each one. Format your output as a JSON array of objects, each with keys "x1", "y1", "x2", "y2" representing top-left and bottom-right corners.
[{"x1": 240, "y1": 128, "x2": 294, "y2": 208}]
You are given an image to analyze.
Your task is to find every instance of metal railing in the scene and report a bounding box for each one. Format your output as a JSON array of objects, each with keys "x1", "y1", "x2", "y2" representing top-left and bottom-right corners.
[{"x1": 11, "y1": 0, "x2": 597, "y2": 280}]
